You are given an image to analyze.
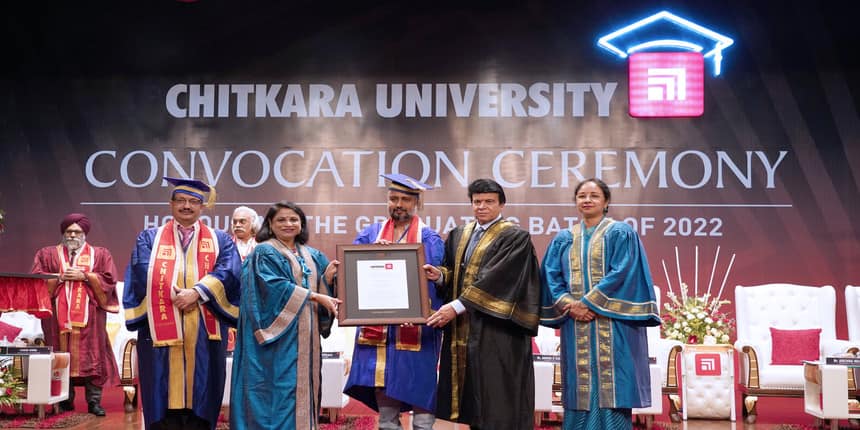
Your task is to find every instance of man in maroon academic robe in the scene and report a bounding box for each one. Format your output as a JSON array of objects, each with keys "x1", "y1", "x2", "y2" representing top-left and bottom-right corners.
[{"x1": 31, "y1": 213, "x2": 120, "y2": 417}]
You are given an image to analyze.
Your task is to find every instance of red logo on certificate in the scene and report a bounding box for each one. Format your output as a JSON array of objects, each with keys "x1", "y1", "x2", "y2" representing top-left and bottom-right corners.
[
  {"x1": 385, "y1": 263, "x2": 393, "y2": 270},
  {"x1": 694, "y1": 353, "x2": 722, "y2": 376},
  {"x1": 628, "y1": 52, "x2": 704, "y2": 117}
]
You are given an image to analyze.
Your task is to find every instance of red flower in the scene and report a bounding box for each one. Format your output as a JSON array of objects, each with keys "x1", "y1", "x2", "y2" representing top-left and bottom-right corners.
[{"x1": 687, "y1": 335, "x2": 698, "y2": 344}]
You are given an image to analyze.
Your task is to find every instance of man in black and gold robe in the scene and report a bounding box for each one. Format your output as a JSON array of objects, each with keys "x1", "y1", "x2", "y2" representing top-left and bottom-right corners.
[{"x1": 425, "y1": 178, "x2": 541, "y2": 430}]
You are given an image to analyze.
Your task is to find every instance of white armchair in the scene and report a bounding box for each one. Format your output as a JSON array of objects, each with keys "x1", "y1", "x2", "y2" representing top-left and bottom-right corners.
[
  {"x1": 635, "y1": 286, "x2": 684, "y2": 424},
  {"x1": 319, "y1": 320, "x2": 353, "y2": 422},
  {"x1": 533, "y1": 326, "x2": 562, "y2": 427},
  {"x1": 106, "y1": 281, "x2": 139, "y2": 412},
  {"x1": 845, "y1": 286, "x2": 860, "y2": 342},
  {"x1": 734, "y1": 283, "x2": 857, "y2": 423}
]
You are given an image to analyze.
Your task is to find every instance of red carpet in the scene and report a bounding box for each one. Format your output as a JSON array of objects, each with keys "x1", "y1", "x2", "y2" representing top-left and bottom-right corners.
[
  {"x1": 89, "y1": 385, "x2": 820, "y2": 427},
  {"x1": 0, "y1": 411, "x2": 94, "y2": 429}
]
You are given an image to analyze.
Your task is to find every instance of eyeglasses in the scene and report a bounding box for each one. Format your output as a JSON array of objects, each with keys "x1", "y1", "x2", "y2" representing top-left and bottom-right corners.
[
  {"x1": 172, "y1": 198, "x2": 203, "y2": 206},
  {"x1": 64, "y1": 229, "x2": 85, "y2": 236}
]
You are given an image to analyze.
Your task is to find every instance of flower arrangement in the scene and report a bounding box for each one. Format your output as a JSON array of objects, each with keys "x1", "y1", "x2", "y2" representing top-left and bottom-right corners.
[
  {"x1": 0, "y1": 209, "x2": 5, "y2": 234},
  {"x1": 661, "y1": 282, "x2": 734, "y2": 345},
  {"x1": 0, "y1": 361, "x2": 25, "y2": 408}
]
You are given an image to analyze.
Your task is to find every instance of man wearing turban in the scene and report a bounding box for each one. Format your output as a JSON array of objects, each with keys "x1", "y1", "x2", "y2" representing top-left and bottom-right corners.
[{"x1": 31, "y1": 213, "x2": 120, "y2": 417}]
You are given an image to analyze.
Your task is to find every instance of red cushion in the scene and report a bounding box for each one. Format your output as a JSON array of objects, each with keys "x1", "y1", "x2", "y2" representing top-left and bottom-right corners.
[
  {"x1": 770, "y1": 327, "x2": 821, "y2": 365},
  {"x1": 0, "y1": 320, "x2": 23, "y2": 342}
]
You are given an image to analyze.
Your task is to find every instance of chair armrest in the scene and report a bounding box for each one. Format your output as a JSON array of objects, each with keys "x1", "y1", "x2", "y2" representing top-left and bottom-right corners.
[
  {"x1": 822, "y1": 339, "x2": 860, "y2": 356},
  {"x1": 734, "y1": 340, "x2": 762, "y2": 389},
  {"x1": 119, "y1": 339, "x2": 138, "y2": 385},
  {"x1": 655, "y1": 340, "x2": 684, "y2": 389}
]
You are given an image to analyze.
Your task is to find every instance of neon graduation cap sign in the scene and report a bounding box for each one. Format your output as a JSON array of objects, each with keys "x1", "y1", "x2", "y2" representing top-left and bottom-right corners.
[{"x1": 597, "y1": 10, "x2": 734, "y2": 118}]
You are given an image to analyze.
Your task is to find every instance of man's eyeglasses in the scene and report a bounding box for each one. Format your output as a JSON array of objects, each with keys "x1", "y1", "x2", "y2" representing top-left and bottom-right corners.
[
  {"x1": 172, "y1": 198, "x2": 203, "y2": 206},
  {"x1": 64, "y1": 229, "x2": 85, "y2": 236}
]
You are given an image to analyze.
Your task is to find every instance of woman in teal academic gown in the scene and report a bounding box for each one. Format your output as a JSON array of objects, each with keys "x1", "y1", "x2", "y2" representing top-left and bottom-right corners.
[
  {"x1": 230, "y1": 201, "x2": 341, "y2": 430},
  {"x1": 540, "y1": 178, "x2": 661, "y2": 430}
]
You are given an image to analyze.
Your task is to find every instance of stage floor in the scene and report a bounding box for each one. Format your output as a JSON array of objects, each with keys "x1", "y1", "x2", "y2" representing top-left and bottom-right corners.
[{"x1": 4, "y1": 386, "x2": 824, "y2": 430}]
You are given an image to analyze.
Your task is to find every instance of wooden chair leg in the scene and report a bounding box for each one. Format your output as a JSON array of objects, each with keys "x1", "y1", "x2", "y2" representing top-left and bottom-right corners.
[{"x1": 742, "y1": 394, "x2": 758, "y2": 424}]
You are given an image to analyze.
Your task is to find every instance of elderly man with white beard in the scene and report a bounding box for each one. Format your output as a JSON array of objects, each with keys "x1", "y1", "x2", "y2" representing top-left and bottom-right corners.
[{"x1": 31, "y1": 213, "x2": 120, "y2": 417}]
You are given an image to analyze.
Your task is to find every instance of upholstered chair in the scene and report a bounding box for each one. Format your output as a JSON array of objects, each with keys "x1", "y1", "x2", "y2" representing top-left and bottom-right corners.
[
  {"x1": 108, "y1": 281, "x2": 139, "y2": 412},
  {"x1": 845, "y1": 286, "x2": 860, "y2": 341},
  {"x1": 637, "y1": 286, "x2": 684, "y2": 424},
  {"x1": 734, "y1": 284, "x2": 858, "y2": 423}
]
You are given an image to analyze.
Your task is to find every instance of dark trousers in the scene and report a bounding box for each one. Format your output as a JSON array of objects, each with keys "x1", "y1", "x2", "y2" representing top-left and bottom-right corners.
[{"x1": 66, "y1": 376, "x2": 102, "y2": 406}]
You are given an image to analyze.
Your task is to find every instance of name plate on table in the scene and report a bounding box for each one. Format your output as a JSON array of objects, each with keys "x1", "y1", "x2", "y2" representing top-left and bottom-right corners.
[
  {"x1": 533, "y1": 354, "x2": 560, "y2": 363},
  {"x1": 0, "y1": 346, "x2": 52, "y2": 355},
  {"x1": 825, "y1": 356, "x2": 860, "y2": 366},
  {"x1": 321, "y1": 351, "x2": 342, "y2": 359}
]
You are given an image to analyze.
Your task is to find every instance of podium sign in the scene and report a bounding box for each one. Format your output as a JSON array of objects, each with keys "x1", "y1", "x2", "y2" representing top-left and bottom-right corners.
[{"x1": 695, "y1": 353, "x2": 722, "y2": 376}]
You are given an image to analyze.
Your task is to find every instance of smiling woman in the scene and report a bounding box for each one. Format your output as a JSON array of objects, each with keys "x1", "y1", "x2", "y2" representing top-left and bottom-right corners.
[
  {"x1": 539, "y1": 177, "x2": 661, "y2": 430},
  {"x1": 230, "y1": 201, "x2": 341, "y2": 430}
]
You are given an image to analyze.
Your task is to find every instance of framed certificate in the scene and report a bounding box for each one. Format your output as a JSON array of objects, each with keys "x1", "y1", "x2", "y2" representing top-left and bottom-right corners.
[{"x1": 336, "y1": 243, "x2": 430, "y2": 326}]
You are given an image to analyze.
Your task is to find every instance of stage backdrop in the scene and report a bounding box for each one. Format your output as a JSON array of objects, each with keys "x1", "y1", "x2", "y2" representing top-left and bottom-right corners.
[{"x1": 1, "y1": 2, "x2": 858, "y2": 337}]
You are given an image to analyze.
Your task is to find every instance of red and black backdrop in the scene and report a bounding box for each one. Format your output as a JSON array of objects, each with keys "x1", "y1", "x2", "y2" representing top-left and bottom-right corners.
[{"x1": 1, "y1": 2, "x2": 858, "y2": 336}]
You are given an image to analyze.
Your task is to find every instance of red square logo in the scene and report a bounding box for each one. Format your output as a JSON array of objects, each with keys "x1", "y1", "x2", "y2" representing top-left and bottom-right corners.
[
  {"x1": 385, "y1": 263, "x2": 393, "y2": 270},
  {"x1": 629, "y1": 52, "x2": 704, "y2": 117},
  {"x1": 694, "y1": 353, "x2": 722, "y2": 376}
]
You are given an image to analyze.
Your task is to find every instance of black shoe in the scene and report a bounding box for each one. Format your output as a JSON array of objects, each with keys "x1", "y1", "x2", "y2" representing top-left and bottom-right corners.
[
  {"x1": 58, "y1": 400, "x2": 74, "y2": 412},
  {"x1": 88, "y1": 403, "x2": 106, "y2": 417}
]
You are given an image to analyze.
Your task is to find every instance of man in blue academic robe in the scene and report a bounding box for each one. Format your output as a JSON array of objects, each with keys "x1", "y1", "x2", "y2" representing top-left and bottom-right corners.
[
  {"x1": 124, "y1": 177, "x2": 241, "y2": 430},
  {"x1": 344, "y1": 173, "x2": 445, "y2": 430}
]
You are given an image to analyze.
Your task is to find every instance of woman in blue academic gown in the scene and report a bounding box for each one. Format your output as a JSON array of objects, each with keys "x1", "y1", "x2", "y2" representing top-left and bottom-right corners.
[
  {"x1": 230, "y1": 201, "x2": 341, "y2": 430},
  {"x1": 540, "y1": 178, "x2": 661, "y2": 430}
]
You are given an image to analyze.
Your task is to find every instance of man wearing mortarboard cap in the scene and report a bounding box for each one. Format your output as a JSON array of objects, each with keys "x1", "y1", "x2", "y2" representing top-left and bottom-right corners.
[
  {"x1": 343, "y1": 173, "x2": 445, "y2": 430},
  {"x1": 124, "y1": 177, "x2": 241, "y2": 430},
  {"x1": 31, "y1": 213, "x2": 120, "y2": 416}
]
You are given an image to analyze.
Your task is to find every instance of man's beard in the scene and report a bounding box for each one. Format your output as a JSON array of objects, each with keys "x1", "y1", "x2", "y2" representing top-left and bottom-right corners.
[
  {"x1": 63, "y1": 236, "x2": 85, "y2": 252},
  {"x1": 389, "y1": 208, "x2": 412, "y2": 223}
]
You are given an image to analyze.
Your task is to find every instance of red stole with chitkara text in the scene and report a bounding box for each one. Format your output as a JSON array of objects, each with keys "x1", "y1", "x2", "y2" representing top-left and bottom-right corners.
[
  {"x1": 357, "y1": 216, "x2": 423, "y2": 351},
  {"x1": 55, "y1": 244, "x2": 94, "y2": 333},
  {"x1": 147, "y1": 220, "x2": 220, "y2": 346}
]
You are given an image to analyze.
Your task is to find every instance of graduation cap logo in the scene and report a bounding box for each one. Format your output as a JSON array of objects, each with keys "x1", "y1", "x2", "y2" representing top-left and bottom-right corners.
[{"x1": 597, "y1": 10, "x2": 733, "y2": 118}]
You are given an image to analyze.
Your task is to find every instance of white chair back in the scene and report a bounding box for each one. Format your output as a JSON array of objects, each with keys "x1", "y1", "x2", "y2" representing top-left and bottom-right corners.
[
  {"x1": 735, "y1": 283, "x2": 836, "y2": 363},
  {"x1": 0, "y1": 311, "x2": 43, "y2": 344},
  {"x1": 535, "y1": 325, "x2": 560, "y2": 355},
  {"x1": 646, "y1": 286, "x2": 662, "y2": 358},
  {"x1": 845, "y1": 286, "x2": 860, "y2": 341}
]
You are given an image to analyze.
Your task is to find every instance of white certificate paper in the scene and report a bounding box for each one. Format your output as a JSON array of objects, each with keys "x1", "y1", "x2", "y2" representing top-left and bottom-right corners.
[{"x1": 356, "y1": 259, "x2": 409, "y2": 310}]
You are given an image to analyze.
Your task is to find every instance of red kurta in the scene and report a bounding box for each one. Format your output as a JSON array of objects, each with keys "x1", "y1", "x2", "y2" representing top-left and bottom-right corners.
[{"x1": 32, "y1": 245, "x2": 120, "y2": 386}]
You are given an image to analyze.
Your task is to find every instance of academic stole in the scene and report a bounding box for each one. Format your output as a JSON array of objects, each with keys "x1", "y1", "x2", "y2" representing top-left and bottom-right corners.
[
  {"x1": 55, "y1": 244, "x2": 94, "y2": 376},
  {"x1": 568, "y1": 218, "x2": 616, "y2": 410},
  {"x1": 357, "y1": 216, "x2": 423, "y2": 358},
  {"x1": 146, "y1": 220, "x2": 220, "y2": 347}
]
